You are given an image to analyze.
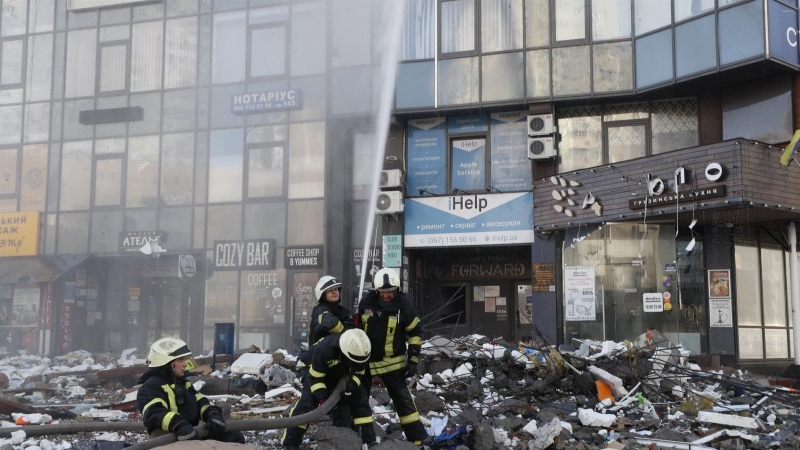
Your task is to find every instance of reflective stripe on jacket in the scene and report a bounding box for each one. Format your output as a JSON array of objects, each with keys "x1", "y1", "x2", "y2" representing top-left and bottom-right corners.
[
  {"x1": 357, "y1": 291, "x2": 422, "y2": 374},
  {"x1": 137, "y1": 373, "x2": 219, "y2": 434},
  {"x1": 307, "y1": 334, "x2": 367, "y2": 402}
]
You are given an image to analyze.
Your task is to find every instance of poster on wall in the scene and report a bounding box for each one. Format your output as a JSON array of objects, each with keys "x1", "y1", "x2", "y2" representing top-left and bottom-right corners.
[
  {"x1": 489, "y1": 111, "x2": 531, "y2": 192},
  {"x1": 451, "y1": 139, "x2": 485, "y2": 191},
  {"x1": 292, "y1": 272, "x2": 319, "y2": 339},
  {"x1": 407, "y1": 118, "x2": 446, "y2": 195},
  {"x1": 708, "y1": 270, "x2": 731, "y2": 298},
  {"x1": 240, "y1": 270, "x2": 286, "y2": 327},
  {"x1": 13, "y1": 286, "x2": 40, "y2": 326},
  {"x1": 709, "y1": 298, "x2": 733, "y2": 327},
  {"x1": 643, "y1": 293, "x2": 664, "y2": 312},
  {"x1": 564, "y1": 266, "x2": 596, "y2": 321}
]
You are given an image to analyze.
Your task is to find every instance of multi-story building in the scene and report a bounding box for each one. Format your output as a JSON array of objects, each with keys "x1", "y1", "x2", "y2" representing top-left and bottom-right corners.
[
  {"x1": 393, "y1": 0, "x2": 800, "y2": 371},
  {"x1": 1, "y1": 0, "x2": 799, "y2": 371},
  {"x1": 0, "y1": 0, "x2": 399, "y2": 356}
]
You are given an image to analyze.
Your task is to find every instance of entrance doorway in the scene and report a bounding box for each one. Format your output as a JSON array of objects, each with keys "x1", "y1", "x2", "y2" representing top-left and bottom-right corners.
[{"x1": 143, "y1": 278, "x2": 191, "y2": 346}]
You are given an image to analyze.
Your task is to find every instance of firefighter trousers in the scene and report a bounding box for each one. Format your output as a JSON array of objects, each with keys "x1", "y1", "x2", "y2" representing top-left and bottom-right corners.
[
  {"x1": 365, "y1": 367, "x2": 427, "y2": 442},
  {"x1": 281, "y1": 376, "x2": 376, "y2": 447}
]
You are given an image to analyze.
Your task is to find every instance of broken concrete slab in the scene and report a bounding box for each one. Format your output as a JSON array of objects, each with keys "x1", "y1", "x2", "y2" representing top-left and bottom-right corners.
[
  {"x1": 578, "y1": 409, "x2": 616, "y2": 427},
  {"x1": 230, "y1": 354, "x2": 272, "y2": 376},
  {"x1": 527, "y1": 417, "x2": 561, "y2": 450},
  {"x1": 697, "y1": 411, "x2": 758, "y2": 430}
]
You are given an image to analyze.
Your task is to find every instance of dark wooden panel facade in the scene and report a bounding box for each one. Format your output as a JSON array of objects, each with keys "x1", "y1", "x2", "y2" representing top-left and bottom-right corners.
[{"x1": 533, "y1": 140, "x2": 800, "y2": 230}]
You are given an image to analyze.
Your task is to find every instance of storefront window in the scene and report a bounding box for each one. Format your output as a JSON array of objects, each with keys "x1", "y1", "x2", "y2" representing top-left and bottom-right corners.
[
  {"x1": 735, "y1": 231, "x2": 794, "y2": 359},
  {"x1": 563, "y1": 223, "x2": 680, "y2": 346}
]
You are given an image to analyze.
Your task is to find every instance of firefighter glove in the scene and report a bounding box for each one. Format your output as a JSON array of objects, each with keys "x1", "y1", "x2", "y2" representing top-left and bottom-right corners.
[
  {"x1": 174, "y1": 420, "x2": 197, "y2": 441},
  {"x1": 405, "y1": 362, "x2": 418, "y2": 378},
  {"x1": 206, "y1": 412, "x2": 227, "y2": 438}
]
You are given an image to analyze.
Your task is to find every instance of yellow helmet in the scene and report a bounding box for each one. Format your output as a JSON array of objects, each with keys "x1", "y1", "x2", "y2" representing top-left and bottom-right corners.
[{"x1": 147, "y1": 337, "x2": 192, "y2": 368}]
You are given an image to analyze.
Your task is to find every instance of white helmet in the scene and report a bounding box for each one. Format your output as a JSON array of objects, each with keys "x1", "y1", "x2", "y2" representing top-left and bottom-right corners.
[
  {"x1": 315, "y1": 275, "x2": 342, "y2": 301},
  {"x1": 374, "y1": 267, "x2": 400, "y2": 292},
  {"x1": 147, "y1": 337, "x2": 192, "y2": 368},
  {"x1": 339, "y1": 329, "x2": 371, "y2": 364}
]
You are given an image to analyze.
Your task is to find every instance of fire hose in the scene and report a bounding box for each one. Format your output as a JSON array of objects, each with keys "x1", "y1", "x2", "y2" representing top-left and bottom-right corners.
[{"x1": 0, "y1": 378, "x2": 346, "y2": 450}]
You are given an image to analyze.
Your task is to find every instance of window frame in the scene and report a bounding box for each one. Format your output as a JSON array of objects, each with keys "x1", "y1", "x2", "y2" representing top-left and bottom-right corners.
[
  {"x1": 244, "y1": 142, "x2": 287, "y2": 201},
  {"x1": 736, "y1": 231, "x2": 795, "y2": 361},
  {"x1": 552, "y1": 0, "x2": 591, "y2": 46},
  {"x1": 0, "y1": 37, "x2": 26, "y2": 89},
  {"x1": 0, "y1": 146, "x2": 20, "y2": 199},
  {"x1": 246, "y1": 21, "x2": 289, "y2": 81},
  {"x1": 603, "y1": 118, "x2": 651, "y2": 164},
  {"x1": 96, "y1": 40, "x2": 130, "y2": 96},
  {"x1": 438, "y1": 0, "x2": 480, "y2": 59},
  {"x1": 91, "y1": 153, "x2": 125, "y2": 209}
]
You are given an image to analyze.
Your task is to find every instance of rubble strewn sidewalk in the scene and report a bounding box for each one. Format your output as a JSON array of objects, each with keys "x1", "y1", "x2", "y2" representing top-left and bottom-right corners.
[{"x1": 2, "y1": 333, "x2": 800, "y2": 450}]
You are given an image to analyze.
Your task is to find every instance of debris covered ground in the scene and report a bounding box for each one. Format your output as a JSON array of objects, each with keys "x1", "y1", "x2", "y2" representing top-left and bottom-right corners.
[{"x1": 1, "y1": 331, "x2": 800, "y2": 450}]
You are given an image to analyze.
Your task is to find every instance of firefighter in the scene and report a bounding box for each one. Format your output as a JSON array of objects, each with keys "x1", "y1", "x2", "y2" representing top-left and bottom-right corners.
[
  {"x1": 298, "y1": 276, "x2": 351, "y2": 372},
  {"x1": 137, "y1": 337, "x2": 245, "y2": 444},
  {"x1": 357, "y1": 267, "x2": 427, "y2": 448},
  {"x1": 281, "y1": 329, "x2": 376, "y2": 450}
]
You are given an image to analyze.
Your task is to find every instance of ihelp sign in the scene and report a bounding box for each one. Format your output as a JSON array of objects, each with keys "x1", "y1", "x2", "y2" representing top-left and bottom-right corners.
[{"x1": 405, "y1": 192, "x2": 534, "y2": 248}]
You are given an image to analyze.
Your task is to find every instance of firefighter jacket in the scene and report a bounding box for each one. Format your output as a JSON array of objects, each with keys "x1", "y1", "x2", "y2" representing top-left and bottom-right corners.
[
  {"x1": 357, "y1": 290, "x2": 422, "y2": 375},
  {"x1": 137, "y1": 365, "x2": 220, "y2": 435},
  {"x1": 299, "y1": 301, "x2": 351, "y2": 368},
  {"x1": 307, "y1": 333, "x2": 367, "y2": 403}
]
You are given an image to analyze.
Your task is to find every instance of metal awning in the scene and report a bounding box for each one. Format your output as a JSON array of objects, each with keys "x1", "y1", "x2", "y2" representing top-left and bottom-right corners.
[{"x1": 0, "y1": 255, "x2": 91, "y2": 285}]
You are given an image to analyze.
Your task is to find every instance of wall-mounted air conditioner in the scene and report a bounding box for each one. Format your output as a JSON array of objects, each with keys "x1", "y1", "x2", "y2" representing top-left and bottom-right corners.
[
  {"x1": 380, "y1": 169, "x2": 403, "y2": 189},
  {"x1": 376, "y1": 191, "x2": 404, "y2": 214},
  {"x1": 528, "y1": 137, "x2": 556, "y2": 160},
  {"x1": 528, "y1": 113, "x2": 554, "y2": 136}
]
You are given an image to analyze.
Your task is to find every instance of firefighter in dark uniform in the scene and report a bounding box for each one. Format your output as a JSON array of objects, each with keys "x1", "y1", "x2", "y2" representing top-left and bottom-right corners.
[
  {"x1": 137, "y1": 337, "x2": 245, "y2": 443},
  {"x1": 281, "y1": 329, "x2": 377, "y2": 450},
  {"x1": 357, "y1": 267, "x2": 427, "y2": 448},
  {"x1": 297, "y1": 276, "x2": 350, "y2": 373}
]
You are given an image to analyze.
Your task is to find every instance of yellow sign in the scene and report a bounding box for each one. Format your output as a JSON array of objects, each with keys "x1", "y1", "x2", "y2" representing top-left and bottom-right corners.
[{"x1": 0, "y1": 212, "x2": 40, "y2": 257}]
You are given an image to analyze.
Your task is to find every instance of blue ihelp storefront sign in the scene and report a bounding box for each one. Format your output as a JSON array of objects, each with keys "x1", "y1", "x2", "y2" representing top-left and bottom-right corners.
[{"x1": 404, "y1": 192, "x2": 534, "y2": 248}]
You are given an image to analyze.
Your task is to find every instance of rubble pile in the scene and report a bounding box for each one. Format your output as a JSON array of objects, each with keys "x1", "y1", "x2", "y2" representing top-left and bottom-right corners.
[{"x1": 0, "y1": 334, "x2": 799, "y2": 450}]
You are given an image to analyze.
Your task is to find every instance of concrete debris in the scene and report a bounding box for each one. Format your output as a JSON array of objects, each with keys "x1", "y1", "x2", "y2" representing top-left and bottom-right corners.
[{"x1": 3, "y1": 332, "x2": 800, "y2": 450}]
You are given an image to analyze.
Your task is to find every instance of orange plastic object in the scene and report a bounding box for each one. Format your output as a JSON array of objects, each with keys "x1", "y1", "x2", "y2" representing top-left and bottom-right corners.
[
  {"x1": 595, "y1": 380, "x2": 615, "y2": 402},
  {"x1": 15, "y1": 416, "x2": 30, "y2": 425}
]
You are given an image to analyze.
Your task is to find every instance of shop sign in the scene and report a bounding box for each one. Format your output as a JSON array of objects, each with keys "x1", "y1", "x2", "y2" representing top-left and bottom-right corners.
[
  {"x1": 452, "y1": 139, "x2": 485, "y2": 191},
  {"x1": 382, "y1": 236, "x2": 402, "y2": 268},
  {"x1": 630, "y1": 184, "x2": 725, "y2": 210},
  {"x1": 285, "y1": 246, "x2": 323, "y2": 269},
  {"x1": 231, "y1": 89, "x2": 301, "y2": 114},
  {"x1": 448, "y1": 114, "x2": 488, "y2": 133},
  {"x1": 179, "y1": 255, "x2": 196, "y2": 278},
  {"x1": 643, "y1": 293, "x2": 663, "y2": 312},
  {"x1": 769, "y1": 0, "x2": 800, "y2": 65},
  {"x1": 118, "y1": 231, "x2": 165, "y2": 253},
  {"x1": 0, "y1": 211, "x2": 40, "y2": 257},
  {"x1": 405, "y1": 192, "x2": 535, "y2": 248},
  {"x1": 214, "y1": 239, "x2": 275, "y2": 270},
  {"x1": 533, "y1": 262, "x2": 555, "y2": 292}
]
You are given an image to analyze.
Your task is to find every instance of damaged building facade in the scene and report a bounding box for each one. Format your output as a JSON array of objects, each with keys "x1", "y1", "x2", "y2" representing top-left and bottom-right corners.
[
  {"x1": 0, "y1": 0, "x2": 398, "y2": 357},
  {"x1": 392, "y1": 0, "x2": 800, "y2": 371}
]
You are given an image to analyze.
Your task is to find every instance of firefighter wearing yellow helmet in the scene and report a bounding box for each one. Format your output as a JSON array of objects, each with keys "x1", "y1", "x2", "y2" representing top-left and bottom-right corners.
[{"x1": 137, "y1": 337, "x2": 245, "y2": 443}]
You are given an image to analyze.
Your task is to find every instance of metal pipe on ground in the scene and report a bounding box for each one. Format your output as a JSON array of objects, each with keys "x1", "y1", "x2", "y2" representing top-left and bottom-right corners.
[
  {"x1": 0, "y1": 378, "x2": 345, "y2": 450},
  {"x1": 127, "y1": 377, "x2": 346, "y2": 450}
]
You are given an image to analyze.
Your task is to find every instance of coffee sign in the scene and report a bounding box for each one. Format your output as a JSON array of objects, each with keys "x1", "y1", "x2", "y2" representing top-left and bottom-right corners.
[{"x1": 214, "y1": 239, "x2": 275, "y2": 270}]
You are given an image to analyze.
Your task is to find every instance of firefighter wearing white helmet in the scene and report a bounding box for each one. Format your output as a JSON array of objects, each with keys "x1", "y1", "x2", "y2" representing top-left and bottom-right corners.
[
  {"x1": 297, "y1": 276, "x2": 352, "y2": 375},
  {"x1": 137, "y1": 338, "x2": 244, "y2": 444},
  {"x1": 356, "y1": 267, "x2": 427, "y2": 448},
  {"x1": 281, "y1": 329, "x2": 376, "y2": 450}
]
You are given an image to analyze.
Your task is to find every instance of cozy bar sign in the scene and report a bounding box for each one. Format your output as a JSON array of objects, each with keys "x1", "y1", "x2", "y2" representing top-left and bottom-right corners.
[{"x1": 214, "y1": 239, "x2": 275, "y2": 270}]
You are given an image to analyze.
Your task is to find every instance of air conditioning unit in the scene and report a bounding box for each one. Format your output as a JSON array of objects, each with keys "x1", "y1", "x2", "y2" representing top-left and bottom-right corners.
[
  {"x1": 528, "y1": 114, "x2": 554, "y2": 136},
  {"x1": 528, "y1": 137, "x2": 556, "y2": 160},
  {"x1": 380, "y1": 169, "x2": 402, "y2": 189},
  {"x1": 376, "y1": 191, "x2": 404, "y2": 214}
]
